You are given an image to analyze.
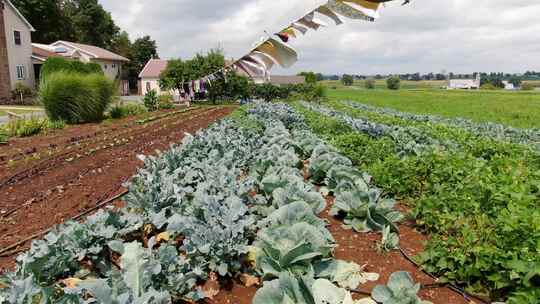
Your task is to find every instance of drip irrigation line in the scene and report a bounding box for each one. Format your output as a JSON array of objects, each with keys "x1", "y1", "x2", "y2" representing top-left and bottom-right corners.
[
  {"x1": 0, "y1": 188, "x2": 129, "y2": 257},
  {"x1": 398, "y1": 247, "x2": 490, "y2": 304}
]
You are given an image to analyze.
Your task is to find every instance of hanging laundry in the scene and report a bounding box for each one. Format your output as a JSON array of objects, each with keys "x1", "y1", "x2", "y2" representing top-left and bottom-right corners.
[
  {"x1": 255, "y1": 38, "x2": 298, "y2": 68},
  {"x1": 249, "y1": 51, "x2": 275, "y2": 71},
  {"x1": 316, "y1": 5, "x2": 344, "y2": 25},
  {"x1": 276, "y1": 32, "x2": 290, "y2": 43},
  {"x1": 326, "y1": 0, "x2": 375, "y2": 21},
  {"x1": 280, "y1": 27, "x2": 297, "y2": 38},
  {"x1": 341, "y1": 0, "x2": 381, "y2": 18},
  {"x1": 296, "y1": 12, "x2": 328, "y2": 30},
  {"x1": 235, "y1": 59, "x2": 266, "y2": 78},
  {"x1": 290, "y1": 23, "x2": 309, "y2": 35}
]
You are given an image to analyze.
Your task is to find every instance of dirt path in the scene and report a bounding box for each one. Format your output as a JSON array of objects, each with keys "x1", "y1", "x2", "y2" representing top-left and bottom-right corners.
[{"x1": 0, "y1": 106, "x2": 235, "y2": 270}]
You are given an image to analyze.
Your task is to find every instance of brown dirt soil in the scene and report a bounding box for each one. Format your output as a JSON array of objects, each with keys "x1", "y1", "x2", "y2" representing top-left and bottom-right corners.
[
  {"x1": 0, "y1": 106, "x2": 235, "y2": 270},
  {"x1": 213, "y1": 197, "x2": 476, "y2": 304}
]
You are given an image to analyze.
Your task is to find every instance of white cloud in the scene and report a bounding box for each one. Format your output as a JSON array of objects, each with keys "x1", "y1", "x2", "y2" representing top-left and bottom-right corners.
[{"x1": 100, "y1": 0, "x2": 540, "y2": 74}]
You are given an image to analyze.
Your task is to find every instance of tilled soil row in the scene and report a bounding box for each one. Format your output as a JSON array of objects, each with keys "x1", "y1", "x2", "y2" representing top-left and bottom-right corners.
[
  {"x1": 0, "y1": 107, "x2": 208, "y2": 183},
  {"x1": 0, "y1": 106, "x2": 234, "y2": 270},
  {"x1": 213, "y1": 197, "x2": 473, "y2": 304}
]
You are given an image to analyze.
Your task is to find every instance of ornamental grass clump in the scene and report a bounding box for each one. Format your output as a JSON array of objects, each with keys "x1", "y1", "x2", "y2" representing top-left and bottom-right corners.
[{"x1": 39, "y1": 71, "x2": 115, "y2": 124}]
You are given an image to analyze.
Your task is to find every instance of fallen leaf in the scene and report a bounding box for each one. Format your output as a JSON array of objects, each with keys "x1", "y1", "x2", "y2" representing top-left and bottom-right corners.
[
  {"x1": 202, "y1": 272, "x2": 220, "y2": 299},
  {"x1": 62, "y1": 278, "x2": 82, "y2": 288},
  {"x1": 156, "y1": 231, "x2": 170, "y2": 243},
  {"x1": 240, "y1": 274, "x2": 260, "y2": 287}
]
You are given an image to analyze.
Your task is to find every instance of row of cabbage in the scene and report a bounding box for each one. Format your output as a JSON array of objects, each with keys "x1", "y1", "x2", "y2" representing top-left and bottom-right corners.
[
  {"x1": 300, "y1": 102, "x2": 457, "y2": 156},
  {"x1": 0, "y1": 103, "x2": 426, "y2": 304},
  {"x1": 295, "y1": 101, "x2": 540, "y2": 303},
  {"x1": 341, "y1": 100, "x2": 540, "y2": 150}
]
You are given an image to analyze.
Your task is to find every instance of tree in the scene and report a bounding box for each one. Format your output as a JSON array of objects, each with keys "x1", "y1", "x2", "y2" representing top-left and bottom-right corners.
[
  {"x1": 64, "y1": 0, "x2": 119, "y2": 49},
  {"x1": 159, "y1": 59, "x2": 186, "y2": 94},
  {"x1": 298, "y1": 72, "x2": 317, "y2": 84},
  {"x1": 315, "y1": 73, "x2": 324, "y2": 82},
  {"x1": 509, "y1": 76, "x2": 522, "y2": 88},
  {"x1": 131, "y1": 36, "x2": 159, "y2": 72},
  {"x1": 11, "y1": 0, "x2": 75, "y2": 43},
  {"x1": 365, "y1": 79, "x2": 376, "y2": 89},
  {"x1": 342, "y1": 74, "x2": 354, "y2": 86},
  {"x1": 386, "y1": 76, "x2": 401, "y2": 90}
]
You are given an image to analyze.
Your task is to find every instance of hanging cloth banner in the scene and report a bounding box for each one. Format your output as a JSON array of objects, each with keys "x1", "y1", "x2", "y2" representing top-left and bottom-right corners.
[
  {"x1": 254, "y1": 38, "x2": 298, "y2": 68},
  {"x1": 341, "y1": 0, "x2": 381, "y2": 18},
  {"x1": 246, "y1": 51, "x2": 275, "y2": 71},
  {"x1": 316, "y1": 5, "x2": 344, "y2": 25},
  {"x1": 235, "y1": 59, "x2": 267, "y2": 78},
  {"x1": 296, "y1": 12, "x2": 327, "y2": 31},
  {"x1": 290, "y1": 22, "x2": 309, "y2": 35},
  {"x1": 326, "y1": 0, "x2": 376, "y2": 21}
]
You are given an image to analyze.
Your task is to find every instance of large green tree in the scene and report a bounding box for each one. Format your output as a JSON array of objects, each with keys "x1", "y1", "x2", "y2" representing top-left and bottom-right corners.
[
  {"x1": 11, "y1": 0, "x2": 75, "y2": 43},
  {"x1": 65, "y1": 0, "x2": 119, "y2": 49}
]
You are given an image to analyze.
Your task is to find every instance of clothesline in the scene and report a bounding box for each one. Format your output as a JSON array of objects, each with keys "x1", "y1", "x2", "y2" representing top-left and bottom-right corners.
[{"x1": 195, "y1": 0, "x2": 409, "y2": 85}]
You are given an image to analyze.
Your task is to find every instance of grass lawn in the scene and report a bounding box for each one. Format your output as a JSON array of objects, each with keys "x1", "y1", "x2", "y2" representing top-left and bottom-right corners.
[{"x1": 326, "y1": 88, "x2": 540, "y2": 129}]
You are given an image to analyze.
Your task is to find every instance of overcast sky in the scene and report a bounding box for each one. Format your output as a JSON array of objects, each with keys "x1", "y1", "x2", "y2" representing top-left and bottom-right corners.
[{"x1": 100, "y1": 0, "x2": 540, "y2": 75}]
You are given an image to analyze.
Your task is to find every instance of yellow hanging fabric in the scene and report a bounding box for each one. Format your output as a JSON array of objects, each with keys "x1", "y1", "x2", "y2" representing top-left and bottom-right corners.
[
  {"x1": 316, "y1": 5, "x2": 344, "y2": 25},
  {"x1": 340, "y1": 0, "x2": 380, "y2": 10},
  {"x1": 255, "y1": 38, "x2": 298, "y2": 68}
]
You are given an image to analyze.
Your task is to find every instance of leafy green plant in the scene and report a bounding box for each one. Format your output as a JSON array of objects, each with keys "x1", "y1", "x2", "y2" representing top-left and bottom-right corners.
[
  {"x1": 377, "y1": 225, "x2": 400, "y2": 252},
  {"x1": 144, "y1": 90, "x2": 159, "y2": 111},
  {"x1": 372, "y1": 272, "x2": 432, "y2": 304},
  {"x1": 40, "y1": 71, "x2": 115, "y2": 124},
  {"x1": 386, "y1": 76, "x2": 401, "y2": 90},
  {"x1": 331, "y1": 187, "x2": 403, "y2": 233}
]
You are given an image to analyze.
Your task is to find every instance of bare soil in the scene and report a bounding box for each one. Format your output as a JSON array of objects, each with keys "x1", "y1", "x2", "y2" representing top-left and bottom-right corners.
[{"x1": 0, "y1": 106, "x2": 235, "y2": 270}]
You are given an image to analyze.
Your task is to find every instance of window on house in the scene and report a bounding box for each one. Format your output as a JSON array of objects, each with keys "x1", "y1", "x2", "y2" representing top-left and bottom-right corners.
[
  {"x1": 13, "y1": 31, "x2": 21, "y2": 45},
  {"x1": 16, "y1": 65, "x2": 26, "y2": 80},
  {"x1": 146, "y1": 82, "x2": 151, "y2": 93},
  {"x1": 112, "y1": 63, "x2": 116, "y2": 69},
  {"x1": 104, "y1": 64, "x2": 108, "y2": 69}
]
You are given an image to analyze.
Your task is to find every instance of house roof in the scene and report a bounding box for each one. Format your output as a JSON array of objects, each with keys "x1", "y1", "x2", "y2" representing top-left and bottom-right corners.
[
  {"x1": 3, "y1": 0, "x2": 35, "y2": 31},
  {"x1": 139, "y1": 59, "x2": 168, "y2": 78},
  {"x1": 269, "y1": 75, "x2": 306, "y2": 85},
  {"x1": 32, "y1": 44, "x2": 60, "y2": 62},
  {"x1": 50, "y1": 41, "x2": 129, "y2": 62}
]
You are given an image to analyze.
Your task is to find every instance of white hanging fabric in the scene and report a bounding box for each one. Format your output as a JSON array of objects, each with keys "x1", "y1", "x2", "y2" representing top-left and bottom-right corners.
[{"x1": 254, "y1": 38, "x2": 298, "y2": 68}]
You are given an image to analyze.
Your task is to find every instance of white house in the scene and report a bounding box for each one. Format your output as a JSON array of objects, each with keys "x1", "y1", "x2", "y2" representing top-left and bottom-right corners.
[
  {"x1": 138, "y1": 59, "x2": 172, "y2": 95},
  {"x1": 502, "y1": 81, "x2": 516, "y2": 90},
  {"x1": 448, "y1": 74, "x2": 481, "y2": 90},
  {"x1": 0, "y1": 0, "x2": 35, "y2": 102},
  {"x1": 32, "y1": 41, "x2": 129, "y2": 81}
]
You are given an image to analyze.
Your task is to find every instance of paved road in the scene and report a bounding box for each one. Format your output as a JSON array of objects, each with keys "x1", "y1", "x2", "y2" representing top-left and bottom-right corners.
[{"x1": 0, "y1": 111, "x2": 45, "y2": 125}]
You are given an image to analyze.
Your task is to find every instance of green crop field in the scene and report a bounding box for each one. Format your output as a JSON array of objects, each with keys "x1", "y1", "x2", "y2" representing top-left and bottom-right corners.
[{"x1": 325, "y1": 87, "x2": 540, "y2": 129}]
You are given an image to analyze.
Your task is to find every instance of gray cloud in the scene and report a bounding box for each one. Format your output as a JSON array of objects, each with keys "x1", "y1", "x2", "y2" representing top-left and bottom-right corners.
[{"x1": 100, "y1": 0, "x2": 540, "y2": 74}]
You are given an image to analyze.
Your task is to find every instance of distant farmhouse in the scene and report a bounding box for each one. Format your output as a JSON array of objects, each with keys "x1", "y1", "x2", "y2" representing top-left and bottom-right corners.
[
  {"x1": 0, "y1": 0, "x2": 130, "y2": 103},
  {"x1": 448, "y1": 74, "x2": 481, "y2": 90},
  {"x1": 32, "y1": 41, "x2": 129, "y2": 82},
  {"x1": 0, "y1": 0, "x2": 35, "y2": 103}
]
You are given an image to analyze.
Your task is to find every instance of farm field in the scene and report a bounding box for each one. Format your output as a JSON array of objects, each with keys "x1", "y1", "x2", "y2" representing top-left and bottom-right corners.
[
  {"x1": 0, "y1": 99, "x2": 539, "y2": 304},
  {"x1": 327, "y1": 88, "x2": 540, "y2": 128},
  {"x1": 0, "y1": 106, "x2": 233, "y2": 266}
]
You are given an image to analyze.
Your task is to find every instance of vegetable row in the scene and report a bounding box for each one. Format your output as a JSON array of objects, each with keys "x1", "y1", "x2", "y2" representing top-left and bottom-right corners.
[{"x1": 0, "y1": 103, "x2": 427, "y2": 304}]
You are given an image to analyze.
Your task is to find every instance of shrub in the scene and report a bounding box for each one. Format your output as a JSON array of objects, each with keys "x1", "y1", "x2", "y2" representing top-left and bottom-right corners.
[
  {"x1": 342, "y1": 74, "x2": 354, "y2": 86},
  {"x1": 158, "y1": 93, "x2": 175, "y2": 109},
  {"x1": 386, "y1": 76, "x2": 401, "y2": 90},
  {"x1": 480, "y1": 83, "x2": 498, "y2": 90},
  {"x1": 521, "y1": 83, "x2": 535, "y2": 91},
  {"x1": 47, "y1": 119, "x2": 66, "y2": 130},
  {"x1": 143, "y1": 90, "x2": 159, "y2": 111},
  {"x1": 365, "y1": 79, "x2": 376, "y2": 89},
  {"x1": 3, "y1": 116, "x2": 47, "y2": 137},
  {"x1": 40, "y1": 57, "x2": 103, "y2": 81},
  {"x1": 109, "y1": 104, "x2": 147, "y2": 119},
  {"x1": 39, "y1": 72, "x2": 115, "y2": 124}
]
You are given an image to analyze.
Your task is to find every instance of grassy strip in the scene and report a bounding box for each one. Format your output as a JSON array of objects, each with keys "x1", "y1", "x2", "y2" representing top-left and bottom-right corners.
[
  {"x1": 326, "y1": 88, "x2": 540, "y2": 129},
  {"x1": 293, "y1": 101, "x2": 540, "y2": 303}
]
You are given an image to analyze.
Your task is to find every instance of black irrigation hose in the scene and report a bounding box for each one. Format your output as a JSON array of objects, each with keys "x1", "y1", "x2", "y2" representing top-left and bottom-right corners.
[
  {"x1": 0, "y1": 189, "x2": 129, "y2": 257},
  {"x1": 398, "y1": 247, "x2": 490, "y2": 304}
]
